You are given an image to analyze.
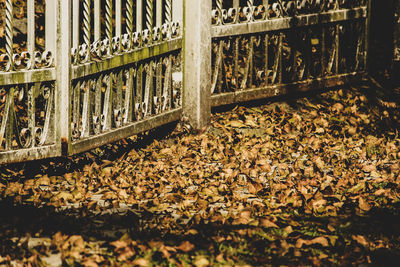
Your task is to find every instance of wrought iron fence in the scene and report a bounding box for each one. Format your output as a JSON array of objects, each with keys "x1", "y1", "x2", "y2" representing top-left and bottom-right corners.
[
  {"x1": 0, "y1": 0, "x2": 370, "y2": 164},
  {"x1": 210, "y1": 0, "x2": 369, "y2": 106}
]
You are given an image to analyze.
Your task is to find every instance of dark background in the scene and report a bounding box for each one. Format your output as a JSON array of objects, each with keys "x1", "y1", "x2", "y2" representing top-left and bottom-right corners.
[{"x1": 369, "y1": 0, "x2": 399, "y2": 87}]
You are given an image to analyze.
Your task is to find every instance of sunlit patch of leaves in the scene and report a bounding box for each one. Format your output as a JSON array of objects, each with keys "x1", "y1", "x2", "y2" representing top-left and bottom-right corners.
[{"x1": 1, "y1": 85, "x2": 400, "y2": 265}]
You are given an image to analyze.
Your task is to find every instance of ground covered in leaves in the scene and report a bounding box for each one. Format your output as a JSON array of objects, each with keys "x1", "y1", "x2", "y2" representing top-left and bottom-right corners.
[{"x1": 1, "y1": 84, "x2": 400, "y2": 266}]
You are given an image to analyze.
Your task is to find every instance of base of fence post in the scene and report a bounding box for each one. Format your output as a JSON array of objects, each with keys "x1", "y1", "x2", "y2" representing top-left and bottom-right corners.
[{"x1": 183, "y1": 0, "x2": 211, "y2": 131}]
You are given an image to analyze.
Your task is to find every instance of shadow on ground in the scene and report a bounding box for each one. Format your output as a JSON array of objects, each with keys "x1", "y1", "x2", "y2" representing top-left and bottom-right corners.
[{"x1": 0, "y1": 195, "x2": 400, "y2": 265}]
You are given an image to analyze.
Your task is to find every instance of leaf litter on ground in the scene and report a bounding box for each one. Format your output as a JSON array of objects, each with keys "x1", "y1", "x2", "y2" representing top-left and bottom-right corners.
[{"x1": 1, "y1": 85, "x2": 400, "y2": 266}]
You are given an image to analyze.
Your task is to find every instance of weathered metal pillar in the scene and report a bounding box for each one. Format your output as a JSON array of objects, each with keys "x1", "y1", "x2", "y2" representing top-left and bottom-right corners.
[
  {"x1": 57, "y1": 0, "x2": 72, "y2": 154},
  {"x1": 183, "y1": 0, "x2": 212, "y2": 130}
]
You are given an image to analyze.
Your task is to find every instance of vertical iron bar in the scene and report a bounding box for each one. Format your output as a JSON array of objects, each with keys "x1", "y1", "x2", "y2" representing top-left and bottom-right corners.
[
  {"x1": 146, "y1": 0, "x2": 154, "y2": 30},
  {"x1": 116, "y1": 0, "x2": 122, "y2": 37},
  {"x1": 335, "y1": 24, "x2": 340, "y2": 74},
  {"x1": 124, "y1": 68, "x2": 134, "y2": 123},
  {"x1": 94, "y1": 75, "x2": 102, "y2": 134},
  {"x1": 116, "y1": 0, "x2": 122, "y2": 53},
  {"x1": 364, "y1": 0, "x2": 371, "y2": 72},
  {"x1": 165, "y1": 0, "x2": 172, "y2": 23},
  {"x1": 27, "y1": 0, "x2": 35, "y2": 69},
  {"x1": 28, "y1": 84, "x2": 36, "y2": 148},
  {"x1": 72, "y1": 81, "x2": 81, "y2": 138},
  {"x1": 264, "y1": 34, "x2": 269, "y2": 86},
  {"x1": 5, "y1": 0, "x2": 14, "y2": 71},
  {"x1": 116, "y1": 69, "x2": 123, "y2": 126},
  {"x1": 137, "y1": 0, "x2": 143, "y2": 32},
  {"x1": 72, "y1": 0, "x2": 80, "y2": 50},
  {"x1": 94, "y1": 0, "x2": 101, "y2": 42},
  {"x1": 83, "y1": 0, "x2": 91, "y2": 61},
  {"x1": 135, "y1": 64, "x2": 143, "y2": 120},
  {"x1": 5, "y1": 87, "x2": 14, "y2": 149},
  {"x1": 321, "y1": 26, "x2": 326, "y2": 77},
  {"x1": 81, "y1": 81, "x2": 91, "y2": 138},
  {"x1": 155, "y1": 60, "x2": 163, "y2": 114},
  {"x1": 106, "y1": 0, "x2": 113, "y2": 55},
  {"x1": 45, "y1": 0, "x2": 57, "y2": 53},
  {"x1": 234, "y1": 37, "x2": 239, "y2": 90},
  {"x1": 102, "y1": 74, "x2": 113, "y2": 130},
  {"x1": 278, "y1": 33, "x2": 283, "y2": 84},
  {"x1": 126, "y1": 0, "x2": 134, "y2": 35},
  {"x1": 156, "y1": 0, "x2": 162, "y2": 27}
]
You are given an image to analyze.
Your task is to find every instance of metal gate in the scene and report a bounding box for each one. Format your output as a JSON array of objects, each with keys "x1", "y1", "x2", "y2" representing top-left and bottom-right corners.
[{"x1": 0, "y1": 0, "x2": 370, "y2": 164}]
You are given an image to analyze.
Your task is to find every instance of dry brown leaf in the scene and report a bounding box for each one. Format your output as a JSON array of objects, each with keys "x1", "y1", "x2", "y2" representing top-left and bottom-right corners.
[
  {"x1": 52, "y1": 192, "x2": 74, "y2": 202},
  {"x1": 227, "y1": 120, "x2": 246, "y2": 128},
  {"x1": 259, "y1": 218, "x2": 279, "y2": 228},
  {"x1": 131, "y1": 258, "x2": 150, "y2": 267},
  {"x1": 362, "y1": 164, "x2": 376, "y2": 173},
  {"x1": 177, "y1": 241, "x2": 195, "y2": 252},
  {"x1": 358, "y1": 197, "x2": 371, "y2": 211},
  {"x1": 352, "y1": 235, "x2": 369, "y2": 247},
  {"x1": 296, "y1": 236, "x2": 329, "y2": 248},
  {"x1": 194, "y1": 256, "x2": 210, "y2": 267},
  {"x1": 374, "y1": 188, "x2": 387, "y2": 196}
]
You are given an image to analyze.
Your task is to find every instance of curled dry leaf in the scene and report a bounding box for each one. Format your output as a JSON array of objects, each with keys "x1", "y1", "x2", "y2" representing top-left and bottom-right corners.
[{"x1": 296, "y1": 237, "x2": 329, "y2": 248}]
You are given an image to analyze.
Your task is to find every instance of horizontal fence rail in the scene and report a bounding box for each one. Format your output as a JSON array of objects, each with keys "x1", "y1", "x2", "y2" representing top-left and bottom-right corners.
[{"x1": 0, "y1": 0, "x2": 370, "y2": 164}]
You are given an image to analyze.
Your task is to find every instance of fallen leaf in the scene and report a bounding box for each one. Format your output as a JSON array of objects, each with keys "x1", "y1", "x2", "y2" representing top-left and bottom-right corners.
[
  {"x1": 358, "y1": 197, "x2": 371, "y2": 211},
  {"x1": 131, "y1": 258, "x2": 150, "y2": 267},
  {"x1": 194, "y1": 256, "x2": 209, "y2": 267},
  {"x1": 352, "y1": 235, "x2": 369, "y2": 247},
  {"x1": 296, "y1": 237, "x2": 329, "y2": 248},
  {"x1": 176, "y1": 241, "x2": 195, "y2": 252},
  {"x1": 259, "y1": 218, "x2": 279, "y2": 228}
]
